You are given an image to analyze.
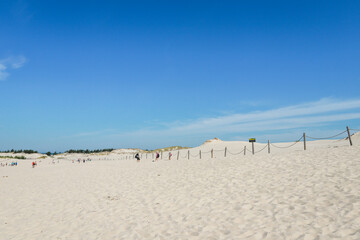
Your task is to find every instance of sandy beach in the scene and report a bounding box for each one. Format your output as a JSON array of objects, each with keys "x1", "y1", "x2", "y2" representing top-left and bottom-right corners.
[
  {"x1": 2, "y1": 0, "x2": 360, "y2": 238},
  {"x1": 1, "y1": 135, "x2": 360, "y2": 240}
]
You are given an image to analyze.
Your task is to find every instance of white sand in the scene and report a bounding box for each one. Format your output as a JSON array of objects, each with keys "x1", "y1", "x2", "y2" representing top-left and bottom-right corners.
[{"x1": 1, "y1": 136, "x2": 360, "y2": 239}]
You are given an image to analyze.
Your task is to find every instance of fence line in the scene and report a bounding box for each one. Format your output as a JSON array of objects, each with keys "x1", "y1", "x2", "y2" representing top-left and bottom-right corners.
[
  {"x1": 307, "y1": 130, "x2": 347, "y2": 140},
  {"x1": 121, "y1": 126, "x2": 357, "y2": 161},
  {"x1": 270, "y1": 136, "x2": 304, "y2": 149},
  {"x1": 5, "y1": 126, "x2": 355, "y2": 164},
  {"x1": 254, "y1": 144, "x2": 269, "y2": 154},
  {"x1": 227, "y1": 149, "x2": 245, "y2": 155}
]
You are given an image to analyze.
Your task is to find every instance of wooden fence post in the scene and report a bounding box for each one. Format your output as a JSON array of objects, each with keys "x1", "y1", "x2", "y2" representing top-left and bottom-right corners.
[
  {"x1": 199, "y1": 150, "x2": 201, "y2": 159},
  {"x1": 161, "y1": 152, "x2": 163, "y2": 159},
  {"x1": 252, "y1": 142, "x2": 255, "y2": 155},
  {"x1": 244, "y1": 146, "x2": 246, "y2": 155},
  {"x1": 347, "y1": 126, "x2": 353, "y2": 146},
  {"x1": 188, "y1": 150, "x2": 190, "y2": 159},
  {"x1": 177, "y1": 151, "x2": 179, "y2": 160},
  {"x1": 268, "y1": 140, "x2": 270, "y2": 153},
  {"x1": 303, "y1": 133, "x2": 306, "y2": 150},
  {"x1": 211, "y1": 149, "x2": 213, "y2": 158},
  {"x1": 224, "y1": 147, "x2": 227, "y2": 157}
]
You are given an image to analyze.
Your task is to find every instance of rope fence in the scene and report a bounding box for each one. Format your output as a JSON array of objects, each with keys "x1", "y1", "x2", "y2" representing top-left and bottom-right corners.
[
  {"x1": 2, "y1": 126, "x2": 352, "y2": 164},
  {"x1": 8, "y1": 127, "x2": 355, "y2": 163},
  {"x1": 227, "y1": 149, "x2": 245, "y2": 155},
  {"x1": 254, "y1": 144, "x2": 269, "y2": 153},
  {"x1": 270, "y1": 136, "x2": 303, "y2": 149},
  {"x1": 307, "y1": 130, "x2": 347, "y2": 140},
  {"x1": 127, "y1": 126, "x2": 358, "y2": 161}
]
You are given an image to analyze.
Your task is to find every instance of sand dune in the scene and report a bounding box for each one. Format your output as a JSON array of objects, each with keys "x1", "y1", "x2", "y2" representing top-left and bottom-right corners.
[{"x1": 1, "y1": 137, "x2": 360, "y2": 239}]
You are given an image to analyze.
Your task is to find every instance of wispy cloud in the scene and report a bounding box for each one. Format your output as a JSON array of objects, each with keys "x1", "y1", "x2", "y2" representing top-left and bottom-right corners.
[
  {"x1": 68, "y1": 98, "x2": 360, "y2": 148},
  {"x1": 165, "y1": 98, "x2": 360, "y2": 132},
  {"x1": 115, "y1": 98, "x2": 360, "y2": 138},
  {"x1": 0, "y1": 64, "x2": 10, "y2": 80},
  {"x1": 0, "y1": 55, "x2": 27, "y2": 81}
]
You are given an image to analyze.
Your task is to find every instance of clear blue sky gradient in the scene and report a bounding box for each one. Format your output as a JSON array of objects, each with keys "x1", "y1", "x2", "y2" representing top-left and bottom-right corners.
[{"x1": 1, "y1": 0, "x2": 360, "y2": 152}]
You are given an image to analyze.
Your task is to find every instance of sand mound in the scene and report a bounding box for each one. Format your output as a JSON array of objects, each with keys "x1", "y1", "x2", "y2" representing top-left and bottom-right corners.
[{"x1": 202, "y1": 137, "x2": 222, "y2": 145}]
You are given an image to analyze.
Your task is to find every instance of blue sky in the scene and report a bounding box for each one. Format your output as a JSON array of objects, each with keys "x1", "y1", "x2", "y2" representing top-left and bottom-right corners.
[{"x1": 1, "y1": 0, "x2": 360, "y2": 152}]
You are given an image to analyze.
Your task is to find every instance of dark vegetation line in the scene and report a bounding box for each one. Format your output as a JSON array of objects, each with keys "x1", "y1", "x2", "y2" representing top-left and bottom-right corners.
[
  {"x1": 0, "y1": 155, "x2": 26, "y2": 159},
  {"x1": 65, "y1": 149, "x2": 114, "y2": 154},
  {"x1": 0, "y1": 149, "x2": 38, "y2": 154},
  {"x1": 0, "y1": 149, "x2": 114, "y2": 156}
]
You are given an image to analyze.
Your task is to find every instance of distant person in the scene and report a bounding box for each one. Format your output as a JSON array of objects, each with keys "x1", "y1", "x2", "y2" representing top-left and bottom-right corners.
[
  {"x1": 155, "y1": 152, "x2": 160, "y2": 162},
  {"x1": 169, "y1": 152, "x2": 172, "y2": 160},
  {"x1": 135, "y1": 153, "x2": 140, "y2": 162},
  {"x1": 32, "y1": 161, "x2": 36, "y2": 168}
]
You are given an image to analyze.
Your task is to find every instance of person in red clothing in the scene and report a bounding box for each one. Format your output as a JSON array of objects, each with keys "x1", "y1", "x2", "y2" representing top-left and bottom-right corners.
[{"x1": 32, "y1": 162, "x2": 35, "y2": 168}]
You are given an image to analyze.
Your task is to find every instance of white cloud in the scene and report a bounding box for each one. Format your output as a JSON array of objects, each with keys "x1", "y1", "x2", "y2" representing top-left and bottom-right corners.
[
  {"x1": 68, "y1": 98, "x2": 360, "y2": 148},
  {"x1": 0, "y1": 64, "x2": 9, "y2": 81},
  {"x1": 165, "y1": 98, "x2": 360, "y2": 133},
  {"x1": 10, "y1": 55, "x2": 27, "y2": 69},
  {"x1": 0, "y1": 55, "x2": 27, "y2": 81},
  {"x1": 114, "y1": 98, "x2": 360, "y2": 138}
]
